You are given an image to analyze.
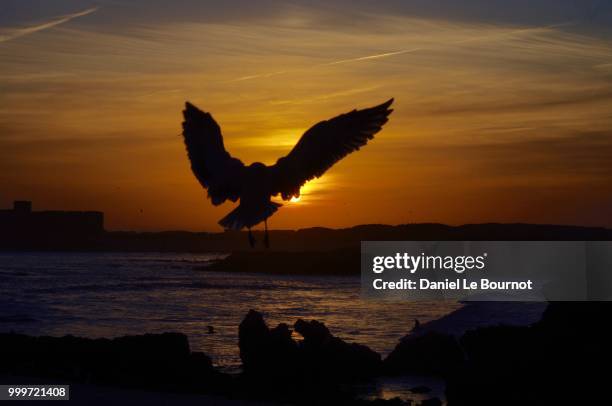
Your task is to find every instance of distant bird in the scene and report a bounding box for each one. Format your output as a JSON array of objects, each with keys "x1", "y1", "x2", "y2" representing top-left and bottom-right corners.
[{"x1": 181, "y1": 99, "x2": 394, "y2": 247}]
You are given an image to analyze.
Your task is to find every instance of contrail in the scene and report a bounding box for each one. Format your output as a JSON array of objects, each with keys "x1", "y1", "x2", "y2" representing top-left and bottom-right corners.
[
  {"x1": 323, "y1": 48, "x2": 422, "y2": 66},
  {"x1": 227, "y1": 48, "x2": 422, "y2": 83},
  {"x1": 231, "y1": 70, "x2": 290, "y2": 82},
  {"x1": 227, "y1": 22, "x2": 574, "y2": 83},
  {"x1": 0, "y1": 7, "x2": 99, "y2": 43}
]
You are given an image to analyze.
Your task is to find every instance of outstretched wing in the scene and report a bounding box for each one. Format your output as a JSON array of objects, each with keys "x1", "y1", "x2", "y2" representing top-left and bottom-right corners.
[
  {"x1": 270, "y1": 99, "x2": 393, "y2": 200},
  {"x1": 182, "y1": 102, "x2": 245, "y2": 205}
]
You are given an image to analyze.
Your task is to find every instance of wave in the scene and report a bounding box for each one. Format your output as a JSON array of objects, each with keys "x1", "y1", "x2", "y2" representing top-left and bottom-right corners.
[{"x1": 24, "y1": 280, "x2": 319, "y2": 295}]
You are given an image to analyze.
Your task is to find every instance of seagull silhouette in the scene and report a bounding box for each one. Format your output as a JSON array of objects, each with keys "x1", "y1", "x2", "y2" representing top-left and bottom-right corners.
[{"x1": 181, "y1": 98, "x2": 394, "y2": 247}]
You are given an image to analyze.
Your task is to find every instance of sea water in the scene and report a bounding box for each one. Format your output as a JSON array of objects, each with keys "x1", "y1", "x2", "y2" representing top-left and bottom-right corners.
[{"x1": 0, "y1": 252, "x2": 462, "y2": 372}]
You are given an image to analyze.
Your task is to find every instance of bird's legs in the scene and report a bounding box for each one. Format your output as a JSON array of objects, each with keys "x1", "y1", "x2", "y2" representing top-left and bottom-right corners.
[
  {"x1": 264, "y1": 219, "x2": 270, "y2": 249},
  {"x1": 248, "y1": 227, "x2": 256, "y2": 248}
]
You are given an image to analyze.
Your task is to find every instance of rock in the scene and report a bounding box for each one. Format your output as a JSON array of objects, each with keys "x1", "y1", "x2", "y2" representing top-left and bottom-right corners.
[
  {"x1": 295, "y1": 318, "x2": 382, "y2": 379},
  {"x1": 0, "y1": 331, "x2": 224, "y2": 392},
  {"x1": 205, "y1": 249, "x2": 361, "y2": 275},
  {"x1": 445, "y1": 302, "x2": 612, "y2": 406},
  {"x1": 238, "y1": 309, "x2": 299, "y2": 377},
  {"x1": 295, "y1": 319, "x2": 331, "y2": 344},
  {"x1": 383, "y1": 332, "x2": 464, "y2": 376},
  {"x1": 420, "y1": 397, "x2": 441, "y2": 406},
  {"x1": 238, "y1": 310, "x2": 381, "y2": 382},
  {"x1": 409, "y1": 385, "x2": 431, "y2": 394},
  {"x1": 359, "y1": 398, "x2": 412, "y2": 406},
  {"x1": 445, "y1": 324, "x2": 539, "y2": 406},
  {"x1": 239, "y1": 309, "x2": 272, "y2": 370}
]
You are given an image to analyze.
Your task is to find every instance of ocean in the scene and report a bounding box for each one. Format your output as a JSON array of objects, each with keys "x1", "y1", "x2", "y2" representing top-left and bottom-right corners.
[{"x1": 0, "y1": 252, "x2": 462, "y2": 373}]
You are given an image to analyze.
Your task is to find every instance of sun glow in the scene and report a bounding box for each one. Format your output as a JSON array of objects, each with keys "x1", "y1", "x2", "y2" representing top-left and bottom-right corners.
[{"x1": 274, "y1": 175, "x2": 336, "y2": 207}]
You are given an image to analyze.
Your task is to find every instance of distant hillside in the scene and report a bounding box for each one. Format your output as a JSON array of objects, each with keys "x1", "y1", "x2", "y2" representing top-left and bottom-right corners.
[{"x1": 1, "y1": 223, "x2": 611, "y2": 252}]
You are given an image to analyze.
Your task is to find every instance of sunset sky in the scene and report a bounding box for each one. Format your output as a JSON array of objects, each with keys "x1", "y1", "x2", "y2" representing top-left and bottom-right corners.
[{"x1": 1, "y1": 0, "x2": 612, "y2": 231}]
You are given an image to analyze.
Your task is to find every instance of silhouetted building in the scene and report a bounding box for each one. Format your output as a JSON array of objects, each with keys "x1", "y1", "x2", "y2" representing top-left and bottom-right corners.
[
  {"x1": 0, "y1": 201, "x2": 104, "y2": 248},
  {"x1": 13, "y1": 200, "x2": 32, "y2": 213}
]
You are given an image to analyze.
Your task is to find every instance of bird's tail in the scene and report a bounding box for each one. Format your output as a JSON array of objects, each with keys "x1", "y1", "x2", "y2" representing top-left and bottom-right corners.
[{"x1": 219, "y1": 201, "x2": 281, "y2": 230}]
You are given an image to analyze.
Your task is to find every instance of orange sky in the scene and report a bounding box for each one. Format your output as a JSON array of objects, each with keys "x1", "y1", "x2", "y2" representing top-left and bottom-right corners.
[{"x1": 1, "y1": 1, "x2": 612, "y2": 230}]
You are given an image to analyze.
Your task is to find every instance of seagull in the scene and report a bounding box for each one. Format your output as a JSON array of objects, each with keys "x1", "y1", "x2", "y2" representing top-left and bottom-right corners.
[{"x1": 181, "y1": 98, "x2": 394, "y2": 247}]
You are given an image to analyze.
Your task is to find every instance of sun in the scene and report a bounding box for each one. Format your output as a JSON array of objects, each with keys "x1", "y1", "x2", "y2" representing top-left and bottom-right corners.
[{"x1": 290, "y1": 196, "x2": 301, "y2": 203}]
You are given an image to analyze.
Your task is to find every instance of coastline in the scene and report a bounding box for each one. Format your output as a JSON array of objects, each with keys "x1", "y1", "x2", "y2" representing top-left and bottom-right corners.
[
  {"x1": 0, "y1": 301, "x2": 549, "y2": 405},
  {"x1": 3, "y1": 223, "x2": 611, "y2": 253}
]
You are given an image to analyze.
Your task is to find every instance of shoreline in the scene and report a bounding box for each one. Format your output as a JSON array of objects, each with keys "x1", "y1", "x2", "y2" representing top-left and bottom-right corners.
[
  {"x1": 3, "y1": 223, "x2": 611, "y2": 253},
  {"x1": 1, "y1": 302, "x2": 549, "y2": 405}
]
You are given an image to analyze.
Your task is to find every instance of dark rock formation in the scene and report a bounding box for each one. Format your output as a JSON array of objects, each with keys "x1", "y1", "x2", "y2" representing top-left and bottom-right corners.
[
  {"x1": 206, "y1": 248, "x2": 360, "y2": 275},
  {"x1": 294, "y1": 318, "x2": 382, "y2": 379},
  {"x1": 238, "y1": 310, "x2": 381, "y2": 382},
  {"x1": 409, "y1": 385, "x2": 431, "y2": 394},
  {"x1": 0, "y1": 326, "x2": 393, "y2": 405},
  {"x1": 420, "y1": 398, "x2": 442, "y2": 406},
  {"x1": 383, "y1": 332, "x2": 464, "y2": 376},
  {"x1": 445, "y1": 302, "x2": 612, "y2": 405},
  {"x1": 0, "y1": 332, "x2": 227, "y2": 393},
  {"x1": 239, "y1": 309, "x2": 299, "y2": 377}
]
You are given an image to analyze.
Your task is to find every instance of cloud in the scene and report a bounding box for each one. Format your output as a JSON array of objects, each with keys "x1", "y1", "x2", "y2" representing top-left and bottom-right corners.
[
  {"x1": 455, "y1": 131, "x2": 612, "y2": 178},
  {"x1": 225, "y1": 22, "x2": 584, "y2": 83},
  {"x1": 1, "y1": 4, "x2": 612, "y2": 229},
  {"x1": 0, "y1": 6, "x2": 98, "y2": 44},
  {"x1": 421, "y1": 90, "x2": 612, "y2": 117}
]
